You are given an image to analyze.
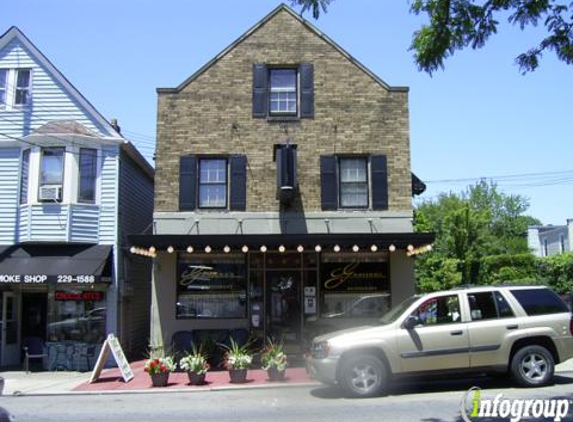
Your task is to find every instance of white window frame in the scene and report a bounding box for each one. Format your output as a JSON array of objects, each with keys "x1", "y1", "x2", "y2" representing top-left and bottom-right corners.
[
  {"x1": 198, "y1": 158, "x2": 228, "y2": 209},
  {"x1": 14, "y1": 69, "x2": 32, "y2": 107},
  {"x1": 338, "y1": 156, "x2": 369, "y2": 209},
  {"x1": 0, "y1": 68, "x2": 32, "y2": 110},
  {"x1": 269, "y1": 68, "x2": 298, "y2": 116},
  {"x1": 77, "y1": 148, "x2": 98, "y2": 204},
  {"x1": 0, "y1": 69, "x2": 8, "y2": 108}
]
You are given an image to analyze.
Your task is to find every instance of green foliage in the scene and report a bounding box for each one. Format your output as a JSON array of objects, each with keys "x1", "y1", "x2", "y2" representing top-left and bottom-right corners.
[
  {"x1": 480, "y1": 254, "x2": 538, "y2": 285},
  {"x1": 291, "y1": 0, "x2": 573, "y2": 73},
  {"x1": 538, "y1": 252, "x2": 573, "y2": 295},
  {"x1": 415, "y1": 255, "x2": 463, "y2": 292}
]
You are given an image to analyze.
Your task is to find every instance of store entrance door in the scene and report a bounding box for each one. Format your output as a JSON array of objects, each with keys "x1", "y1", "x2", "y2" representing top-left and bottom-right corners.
[
  {"x1": 266, "y1": 271, "x2": 301, "y2": 345},
  {"x1": 1, "y1": 292, "x2": 20, "y2": 367}
]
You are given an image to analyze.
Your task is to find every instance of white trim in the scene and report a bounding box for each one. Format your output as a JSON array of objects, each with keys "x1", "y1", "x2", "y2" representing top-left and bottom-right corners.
[{"x1": 0, "y1": 27, "x2": 122, "y2": 139}]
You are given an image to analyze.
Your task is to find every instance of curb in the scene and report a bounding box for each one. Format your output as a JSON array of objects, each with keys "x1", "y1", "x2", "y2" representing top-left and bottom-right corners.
[{"x1": 1, "y1": 381, "x2": 321, "y2": 397}]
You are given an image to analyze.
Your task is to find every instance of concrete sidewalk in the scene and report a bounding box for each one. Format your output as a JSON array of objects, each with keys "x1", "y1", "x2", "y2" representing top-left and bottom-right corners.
[{"x1": 2, "y1": 358, "x2": 573, "y2": 396}]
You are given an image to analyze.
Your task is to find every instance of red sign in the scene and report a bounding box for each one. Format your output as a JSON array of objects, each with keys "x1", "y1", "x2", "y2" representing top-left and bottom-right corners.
[{"x1": 55, "y1": 291, "x2": 104, "y2": 301}]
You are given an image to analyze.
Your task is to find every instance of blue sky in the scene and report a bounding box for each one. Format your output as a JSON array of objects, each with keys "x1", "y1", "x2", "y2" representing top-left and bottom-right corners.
[{"x1": 3, "y1": 0, "x2": 572, "y2": 224}]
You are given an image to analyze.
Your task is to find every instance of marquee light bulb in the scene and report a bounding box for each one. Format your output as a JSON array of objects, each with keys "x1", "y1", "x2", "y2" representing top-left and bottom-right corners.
[
  {"x1": 352, "y1": 245, "x2": 359, "y2": 252},
  {"x1": 333, "y1": 245, "x2": 341, "y2": 252},
  {"x1": 149, "y1": 246, "x2": 156, "y2": 253},
  {"x1": 297, "y1": 245, "x2": 304, "y2": 253},
  {"x1": 315, "y1": 245, "x2": 322, "y2": 252},
  {"x1": 186, "y1": 246, "x2": 194, "y2": 253},
  {"x1": 407, "y1": 244, "x2": 414, "y2": 252},
  {"x1": 205, "y1": 246, "x2": 212, "y2": 253},
  {"x1": 370, "y1": 245, "x2": 378, "y2": 252},
  {"x1": 167, "y1": 246, "x2": 174, "y2": 254},
  {"x1": 278, "y1": 245, "x2": 286, "y2": 253},
  {"x1": 389, "y1": 244, "x2": 396, "y2": 252},
  {"x1": 260, "y1": 245, "x2": 267, "y2": 253},
  {"x1": 242, "y1": 245, "x2": 249, "y2": 253},
  {"x1": 223, "y1": 245, "x2": 231, "y2": 253}
]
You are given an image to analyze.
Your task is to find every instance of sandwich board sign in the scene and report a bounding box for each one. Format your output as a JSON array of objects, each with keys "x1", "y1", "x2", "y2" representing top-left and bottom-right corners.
[{"x1": 90, "y1": 333, "x2": 134, "y2": 383}]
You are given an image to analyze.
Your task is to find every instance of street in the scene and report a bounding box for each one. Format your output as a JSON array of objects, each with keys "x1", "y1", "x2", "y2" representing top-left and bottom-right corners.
[{"x1": 3, "y1": 372, "x2": 573, "y2": 422}]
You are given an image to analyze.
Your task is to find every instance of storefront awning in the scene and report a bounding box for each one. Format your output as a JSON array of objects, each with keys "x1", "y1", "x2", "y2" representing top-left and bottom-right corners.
[
  {"x1": 129, "y1": 233, "x2": 435, "y2": 255},
  {"x1": 0, "y1": 244, "x2": 112, "y2": 284}
]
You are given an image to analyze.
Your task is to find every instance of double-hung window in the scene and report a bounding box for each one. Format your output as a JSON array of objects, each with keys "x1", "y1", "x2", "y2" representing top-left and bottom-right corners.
[
  {"x1": 0, "y1": 69, "x2": 7, "y2": 106},
  {"x1": 269, "y1": 69, "x2": 297, "y2": 115},
  {"x1": 198, "y1": 158, "x2": 227, "y2": 208},
  {"x1": 39, "y1": 148, "x2": 64, "y2": 201},
  {"x1": 339, "y1": 157, "x2": 368, "y2": 208},
  {"x1": 15, "y1": 69, "x2": 31, "y2": 106},
  {"x1": 78, "y1": 148, "x2": 97, "y2": 203}
]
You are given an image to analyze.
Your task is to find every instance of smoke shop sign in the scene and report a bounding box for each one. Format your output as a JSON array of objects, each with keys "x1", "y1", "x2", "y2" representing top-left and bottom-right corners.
[
  {"x1": 322, "y1": 262, "x2": 389, "y2": 293},
  {"x1": 0, "y1": 274, "x2": 100, "y2": 284}
]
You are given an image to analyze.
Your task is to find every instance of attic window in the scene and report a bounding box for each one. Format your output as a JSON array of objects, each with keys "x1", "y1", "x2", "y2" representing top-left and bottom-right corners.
[{"x1": 269, "y1": 69, "x2": 297, "y2": 115}]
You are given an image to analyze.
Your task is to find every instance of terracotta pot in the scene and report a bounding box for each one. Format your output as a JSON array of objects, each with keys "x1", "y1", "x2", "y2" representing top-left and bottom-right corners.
[
  {"x1": 229, "y1": 368, "x2": 248, "y2": 383},
  {"x1": 187, "y1": 371, "x2": 206, "y2": 385},
  {"x1": 150, "y1": 372, "x2": 170, "y2": 387},
  {"x1": 267, "y1": 367, "x2": 286, "y2": 381}
]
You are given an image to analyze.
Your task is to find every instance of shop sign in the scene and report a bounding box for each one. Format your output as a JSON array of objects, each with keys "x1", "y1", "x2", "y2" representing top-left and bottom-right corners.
[
  {"x1": 321, "y1": 262, "x2": 389, "y2": 293},
  {"x1": 90, "y1": 333, "x2": 133, "y2": 383},
  {"x1": 0, "y1": 274, "x2": 101, "y2": 284},
  {"x1": 55, "y1": 291, "x2": 105, "y2": 301},
  {"x1": 178, "y1": 263, "x2": 246, "y2": 293}
]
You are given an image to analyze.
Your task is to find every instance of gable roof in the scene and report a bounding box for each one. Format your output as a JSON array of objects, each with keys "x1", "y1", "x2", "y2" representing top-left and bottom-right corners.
[
  {"x1": 0, "y1": 26, "x2": 122, "y2": 139},
  {"x1": 157, "y1": 3, "x2": 408, "y2": 94}
]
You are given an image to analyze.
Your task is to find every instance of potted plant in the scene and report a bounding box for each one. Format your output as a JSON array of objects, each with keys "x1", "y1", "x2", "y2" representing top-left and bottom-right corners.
[
  {"x1": 179, "y1": 344, "x2": 210, "y2": 385},
  {"x1": 144, "y1": 356, "x2": 176, "y2": 387},
  {"x1": 261, "y1": 338, "x2": 288, "y2": 381},
  {"x1": 221, "y1": 338, "x2": 252, "y2": 383}
]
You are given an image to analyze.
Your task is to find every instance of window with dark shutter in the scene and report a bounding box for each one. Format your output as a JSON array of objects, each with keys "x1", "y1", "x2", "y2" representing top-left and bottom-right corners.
[
  {"x1": 252, "y1": 63, "x2": 268, "y2": 118},
  {"x1": 299, "y1": 63, "x2": 314, "y2": 118},
  {"x1": 371, "y1": 155, "x2": 388, "y2": 210},
  {"x1": 320, "y1": 155, "x2": 337, "y2": 210},
  {"x1": 179, "y1": 155, "x2": 197, "y2": 211},
  {"x1": 230, "y1": 155, "x2": 247, "y2": 211}
]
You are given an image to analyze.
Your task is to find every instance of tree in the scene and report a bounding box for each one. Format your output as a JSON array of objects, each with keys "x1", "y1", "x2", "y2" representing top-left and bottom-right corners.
[{"x1": 290, "y1": 0, "x2": 573, "y2": 73}]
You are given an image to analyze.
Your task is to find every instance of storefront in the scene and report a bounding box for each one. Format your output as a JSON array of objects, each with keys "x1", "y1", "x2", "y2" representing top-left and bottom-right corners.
[
  {"x1": 130, "y1": 233, "x2": 434, "y2": 354},
  {"x1": 0, "y1": 244, "x2": 112, "y2": 369}
]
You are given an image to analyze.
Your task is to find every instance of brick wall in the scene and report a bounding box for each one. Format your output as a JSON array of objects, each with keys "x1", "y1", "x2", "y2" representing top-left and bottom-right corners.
[{"x1": 155, "y1": 9, "x2": 412, "y2": 213}]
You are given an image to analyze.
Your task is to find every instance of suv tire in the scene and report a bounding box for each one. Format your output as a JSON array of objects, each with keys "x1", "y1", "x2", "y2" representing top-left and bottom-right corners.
[
  {"x1": 510, "y1": 345, "x2": 554, "y2": 387},
  {"x1": 338, "y1": 354, "x2": 387, "y2": 398}
]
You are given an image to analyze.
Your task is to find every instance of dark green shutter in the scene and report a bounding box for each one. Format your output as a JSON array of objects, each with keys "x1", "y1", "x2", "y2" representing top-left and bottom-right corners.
[
  {"x1": 230, "y1": 155, "x2": 247, "y2": 211},
  {"x1": 252, "y1": 63, "x2": 268, "y2": 118},
  {"x1": 371, "y1": 155, "x2": 388, "y2": 210},
  {"x1": 299, "y1": 63, "x2": 314, "y2": 118},
  {"x1": 179, "y1": 155, "x2": 197, "y2": 211},
  {"x1": 320, "y1": 155, "x2": 337, "y2": 210}
]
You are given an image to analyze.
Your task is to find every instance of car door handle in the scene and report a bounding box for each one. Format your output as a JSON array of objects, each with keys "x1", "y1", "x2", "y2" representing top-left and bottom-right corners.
[
  {"x1": 506, "y1": 324, "x2": 518, "y2": 330},
  {"x1": 450, "y1": 330, "x2": 463, "y2": 336}
]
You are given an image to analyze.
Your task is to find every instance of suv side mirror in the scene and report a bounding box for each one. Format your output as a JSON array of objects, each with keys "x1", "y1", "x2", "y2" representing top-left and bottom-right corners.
[{"x1": 403, "y1": 315, "x2": 420, "y2": 330}]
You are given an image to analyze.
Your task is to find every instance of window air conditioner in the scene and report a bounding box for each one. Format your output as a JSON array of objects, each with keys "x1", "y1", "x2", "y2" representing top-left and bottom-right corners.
[{"x1": 39, "y1": 185, "x2": 62, "y2": 201}]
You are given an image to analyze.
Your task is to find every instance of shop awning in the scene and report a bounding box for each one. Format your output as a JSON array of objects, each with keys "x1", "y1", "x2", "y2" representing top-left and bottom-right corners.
[
  {"x1": 128, "y1": 233, "x2": 435, "y2": 255},
  {"x1": 0, "y1": 244, "x2": 112, "y2": 284}
]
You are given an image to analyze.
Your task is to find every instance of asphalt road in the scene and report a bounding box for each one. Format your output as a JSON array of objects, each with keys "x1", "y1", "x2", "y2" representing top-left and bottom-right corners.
[{"x1": 3, "y1": 372, "x2": 573, "y2": 422}]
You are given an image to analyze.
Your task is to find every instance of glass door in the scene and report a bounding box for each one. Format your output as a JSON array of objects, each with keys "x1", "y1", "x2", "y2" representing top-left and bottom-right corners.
[
  {"x1": 266, "y1": 271, "x2": 301, "y2": 344},
  {"x1": 1, "y1": 292, "x2": 20, "y2": 367}
]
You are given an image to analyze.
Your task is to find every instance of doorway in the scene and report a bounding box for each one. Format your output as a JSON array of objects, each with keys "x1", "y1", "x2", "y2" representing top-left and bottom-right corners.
[
  {"x1": 21, "y1": 293, "x2": 47, "y2": 340},
  {"x1": 1, "y1": 291, "x2": 20, "y2": 366},
  {"x1": 266, "y1": 270, "x2": 301, "y2": 344}
]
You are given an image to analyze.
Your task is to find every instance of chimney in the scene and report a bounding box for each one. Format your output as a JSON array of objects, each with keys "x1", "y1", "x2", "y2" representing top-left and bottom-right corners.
[{"x1": 111, "y1": 118, "x2": 121, "y2": 134}]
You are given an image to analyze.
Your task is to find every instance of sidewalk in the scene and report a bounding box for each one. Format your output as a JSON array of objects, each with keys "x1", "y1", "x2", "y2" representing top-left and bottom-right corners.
[{"x1": 1, "y1": 358, "x2": 572, "y2": 396}]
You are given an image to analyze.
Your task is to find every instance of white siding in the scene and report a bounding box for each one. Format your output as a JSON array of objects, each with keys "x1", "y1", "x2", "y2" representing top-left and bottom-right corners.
[
  {"x1": 98, "y1": 146, "x2": 118, "y2": 244},
  {"x1": 69, "y1": 205, "x2": 100, "y2": 243},
  {"x1": 0, "y1": 148, "x2": 19, "y2": 244},
  {"x1": 0, "y1": 38, "x2": 110, "y2": 139},
  {"x1": 28, "y1": 204, "x2": 68, "y2": 241}
]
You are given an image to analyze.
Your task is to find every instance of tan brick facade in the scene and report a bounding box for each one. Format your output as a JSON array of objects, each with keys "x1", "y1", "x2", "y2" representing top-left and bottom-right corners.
[{"x1": 155, "y1": 7, "x2": 412, "y2": 214}]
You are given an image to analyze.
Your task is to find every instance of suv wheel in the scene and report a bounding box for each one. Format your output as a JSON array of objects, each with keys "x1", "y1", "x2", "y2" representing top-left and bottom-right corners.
[
  {"x1": 339, "y1": 354, "x2": 387, "y2": 398},
  {"x1": 511, "y1": 345, "x2": 554, "y2": 387}
]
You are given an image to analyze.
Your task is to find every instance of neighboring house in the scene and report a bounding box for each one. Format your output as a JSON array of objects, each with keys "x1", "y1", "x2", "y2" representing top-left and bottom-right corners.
[
  {"x1": 0, "y1": 27, "x2": 154, "y2": 368},
  {"x1": 130, "y1": 5, "x2": 433, "y2": 352},
  {"x1": 528, "y1": 219, "x2": 572, "y2": 257}
]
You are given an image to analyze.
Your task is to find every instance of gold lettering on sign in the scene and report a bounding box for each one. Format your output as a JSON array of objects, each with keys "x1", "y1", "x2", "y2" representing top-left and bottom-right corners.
[
  {"x1": 323, "y1": 262, "x2": 360, "y2": 290},
  {"x1": 179, "y1": 266, "x2": 214, "y2": 287}
]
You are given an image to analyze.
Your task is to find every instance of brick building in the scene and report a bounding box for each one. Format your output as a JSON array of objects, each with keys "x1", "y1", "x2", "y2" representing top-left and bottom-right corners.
[{"x1": 130, "y1": 5, "x2": 433, "y2": 353}]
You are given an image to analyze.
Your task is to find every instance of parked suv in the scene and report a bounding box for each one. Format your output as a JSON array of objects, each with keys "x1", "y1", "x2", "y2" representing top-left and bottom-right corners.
[{"x1": 307, "y1": 285, "x2": 573, "y2": 397}]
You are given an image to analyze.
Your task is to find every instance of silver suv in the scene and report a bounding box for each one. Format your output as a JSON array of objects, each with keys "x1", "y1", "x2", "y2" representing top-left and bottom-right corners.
[{"x1": 307, "y1": 285, "x2": 573, "y2": 397}]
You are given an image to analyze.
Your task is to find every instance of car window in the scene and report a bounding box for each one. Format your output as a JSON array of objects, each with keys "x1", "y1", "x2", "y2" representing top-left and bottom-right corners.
[
  {"x1": 494, "y1": 291, "x2": 515, "y2": 318},
  {"x1": 414, "y1": 295, "x2": 460, "y2": 326},
  {"x1": 468, "y1": 292, "x2": 498, "y2": 320},
  {"x1": 510, "y1": 288, "x2": 569, "y2": 316}
]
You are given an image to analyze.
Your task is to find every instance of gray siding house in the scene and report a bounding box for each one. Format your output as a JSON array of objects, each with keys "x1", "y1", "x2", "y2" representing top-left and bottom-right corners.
[
  {"x1": 0, "y1": 27, "x2": 153, "y2": 368},
  {"x1": 528, "y1": 219, "x2": 573, "y2": 257}
]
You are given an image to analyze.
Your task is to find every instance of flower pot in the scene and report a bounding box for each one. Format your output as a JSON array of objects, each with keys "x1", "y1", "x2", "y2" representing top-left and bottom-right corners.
[
  {"x1": 267, "y1": 367, "x2": 286, "y2": 381},
  {"x1": 229, "y1": 368, "x2": 248, "y2": 383},
  {"x1": 150, "y1": 372, "x2": 170, "y2": 387},
  {"x1": 187, "y1": 371, "x2": 206, "y2": 385}
]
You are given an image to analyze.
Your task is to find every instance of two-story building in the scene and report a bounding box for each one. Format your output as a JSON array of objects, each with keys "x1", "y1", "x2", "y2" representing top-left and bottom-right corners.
[
  {"x1": 0, "y1": 27, "x2": 154, "y2": 369},
  {"x1": 130, "y1": 5, "x2": 433, "y2": 353},
  {"x1": 528, "y1": 219, "x2": 572, "y2": 257}
]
